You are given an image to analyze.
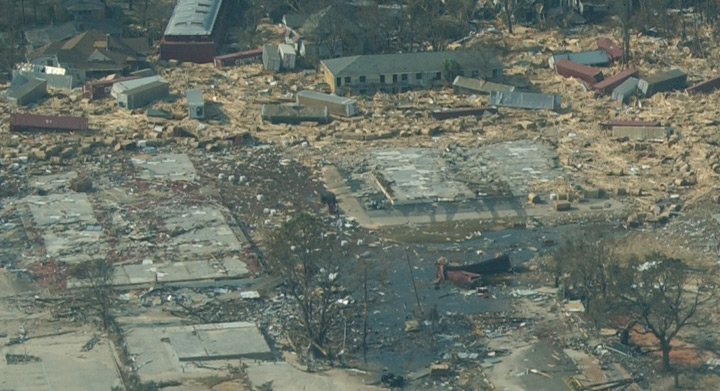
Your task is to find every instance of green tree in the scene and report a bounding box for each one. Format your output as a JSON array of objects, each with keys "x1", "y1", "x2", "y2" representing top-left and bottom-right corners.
[{"x1": 442, "y1": 58, "x2": 461, "y2": 82}]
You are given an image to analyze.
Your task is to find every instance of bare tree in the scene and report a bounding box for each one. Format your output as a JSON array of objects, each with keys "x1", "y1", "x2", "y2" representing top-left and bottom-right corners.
[
  {"x1": 620, "y1": 254, "x2": 716, "y2": 372},
  {"x1": 265, "y1": 213, "x2": 346, "y2": 368},
  {"x1": 72, "y1": 259, "x2": 117, "y2": 331},
  {"x1": 550, "y1": 234, "x2": 618, "y2": 321}
]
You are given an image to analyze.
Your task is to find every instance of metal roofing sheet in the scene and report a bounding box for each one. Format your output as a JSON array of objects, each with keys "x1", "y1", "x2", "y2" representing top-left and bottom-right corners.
[
  {"x1": 164, "y1": 0, "x2": 223, "y2": 36},
  {"x1": 489, "y1": 91, "x2": 560, "y2": 110},
  {"x1": 550, "y1": 49, "x2": 610, "y2": 68},
  {"x1": 296, "y1": 90, "x2": 356, "y2": 105},
  {"x1": 186, "y1": 89, "x2": 204, "y2": 105},
  {"x1": 452, "y1": 76, "x2": 514, "y2": 94}
]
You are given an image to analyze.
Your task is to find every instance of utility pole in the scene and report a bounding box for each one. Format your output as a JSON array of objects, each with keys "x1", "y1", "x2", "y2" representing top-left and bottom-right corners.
[{"x1": 405, "y1": 249, "x2": 423, "y2": 315}]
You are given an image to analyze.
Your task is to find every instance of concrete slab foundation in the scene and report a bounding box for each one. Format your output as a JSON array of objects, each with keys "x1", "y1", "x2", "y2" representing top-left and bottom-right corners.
[
  {"x1": 23, "y1": 193, "x2": 107, "y2": 264},
  {"x1": 246, "y1": 361, "x2": 381, "y2": 391},
  {"x1": 125, "y1": 321, "x2": 271, "y2": 381},
  {"x1": 0, "y1": 332, "x2": 120, "y2": 391},
  {"x1": 131, "y1": 153, "x2": 198, "y2": 181}
]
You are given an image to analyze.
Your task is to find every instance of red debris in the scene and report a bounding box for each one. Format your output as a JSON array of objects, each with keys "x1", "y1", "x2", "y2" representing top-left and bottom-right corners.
[
  {"x1": 597, "y1": 38, "x2": 624, "y2": 61},
  {"x1": 554, "y1": 59, "x2": 604, "y2": 86},
  {"x1": 594, "y1": 68, "x2": 639, "y2": 95}
]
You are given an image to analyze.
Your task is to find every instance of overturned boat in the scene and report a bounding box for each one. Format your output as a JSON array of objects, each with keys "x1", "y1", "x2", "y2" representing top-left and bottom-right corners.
[{"x1": 435, "y1": 254, "x2": 513, "y2": 287}]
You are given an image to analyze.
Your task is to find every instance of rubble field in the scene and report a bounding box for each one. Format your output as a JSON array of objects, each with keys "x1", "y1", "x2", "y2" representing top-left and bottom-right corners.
[{"x1": 3, "y1": 16, "x2": 720, "y2": 391}]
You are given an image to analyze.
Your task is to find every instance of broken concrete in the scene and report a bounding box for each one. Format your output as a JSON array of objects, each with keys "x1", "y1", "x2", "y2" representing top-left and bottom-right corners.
[{"x1": 131, "y1": 153, "x2": 198, "y2": 182}]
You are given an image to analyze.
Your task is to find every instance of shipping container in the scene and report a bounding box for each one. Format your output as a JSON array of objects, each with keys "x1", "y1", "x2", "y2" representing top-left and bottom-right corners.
[
  {"x1": 160, "y1": 40, "x2": 217, "y2": 63},
  {"x1": 10, "y1": 112, "x2": 88, "y2": 132},
  {"x1": 489, "y1": 90, "x2": 561, "y2": 111},
  {"x1": 430, "y1": 106, "x2": 498, "y2": 120},
  {"x1": 159, "y1": 0, "x2": 227, "y2": 63},
  {"x1": 686, "y1": 74, "x2": 720, "y2": 95},
  {"x1": 638, "y1": 68, "x2": 686, "y2": 97},
  {"x1": 83, "y1": 75, "x2": 141, "y2": 100},
  {"x1": 452, "y1": 76, "x2": 514, "y2": 95},
  {"x1": 554, "y1": 59, "x2": 604, "y2": 85},
  {"x1": 213, "y1": 48, "x2": 262, "y2": 68},
  {"x1": 187, "y1": 89, "x2": 205, "y2": 119},
  {"x1": 261, "y1": 104, "x2": 329, "y2": 124},
  {"x1": 278, "y1": 44, "x2": 297, "y2": 70},
  {"x1": 597, "y1": 38, "x2": 623, "y2": 61},
  {"x1": 262, "y1": 44, "x2": 281, "y2": 72},
  {"x1": 611, "y1": 77, "x2": 639, "y2": 103},
  {"x1": 612, "y1": 126, "x2": 669, "y2": 141},
  {"x1": 594, "y1": 68, "x2": 638, "y2": 94},
  {"x1": 601, "y1": 119, "x2": 660, "y2": 129},
  {"x1": 6, "y1": 78, "x2": 47, "y2": 106},
  {"x1": 111, "y1": 76, "x2": 169, "y2": 109},
  {"x1": 296, "y1": 90, "x2": 358, "y2": 117},
  {"x1": 549, "y1": 49, "x2": 610, "y2": 68}
]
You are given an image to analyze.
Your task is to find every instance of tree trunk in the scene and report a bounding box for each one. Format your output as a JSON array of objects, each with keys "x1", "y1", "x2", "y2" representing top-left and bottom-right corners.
[
  {"x1": 33, "y1": 0, "x2": 37, "y2": 23},
  {"x1": 504, "y1": 0, "x2": 513, "y2": 34},
  {"x1": 362, "y1": 264, "x2": 368, "y2": 363},
  {"x1": 128, "y1": 0, "x2": 133, "y2": 10},
  {"x1": 660, "y1": 339, "x2": 672, "y2": 371}
]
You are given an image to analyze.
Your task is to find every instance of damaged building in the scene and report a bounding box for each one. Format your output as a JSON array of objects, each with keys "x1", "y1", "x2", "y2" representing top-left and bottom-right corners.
[
  {"x1": 160, "y1": 0, "x2": 228, "y2": 63},
  {"x1": 321, "y1": 50, "x2": 502, "y2": 94},
  {"x1": 28, "y1": 30, "x2": 150, "y2": 83}
]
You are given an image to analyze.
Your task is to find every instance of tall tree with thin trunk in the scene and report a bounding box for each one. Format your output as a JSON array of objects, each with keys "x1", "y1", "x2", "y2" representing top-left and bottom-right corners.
[
  {"x1": 616, "y1": 0, "x2": 632, "y2": 67},
  {"x1": 504, "y1": 0, "x2": 513, "y2": 34}
]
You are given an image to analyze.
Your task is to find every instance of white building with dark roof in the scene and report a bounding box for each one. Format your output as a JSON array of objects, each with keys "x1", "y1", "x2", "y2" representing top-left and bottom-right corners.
[{"x1": 321, "y1": 51, "x2": 502, "y2": 94}]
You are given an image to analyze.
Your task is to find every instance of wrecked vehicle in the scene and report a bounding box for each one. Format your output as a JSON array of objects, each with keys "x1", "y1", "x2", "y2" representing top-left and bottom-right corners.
[{"x1": 435, "y1": 254, "x2": 513, "y2": 287}]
